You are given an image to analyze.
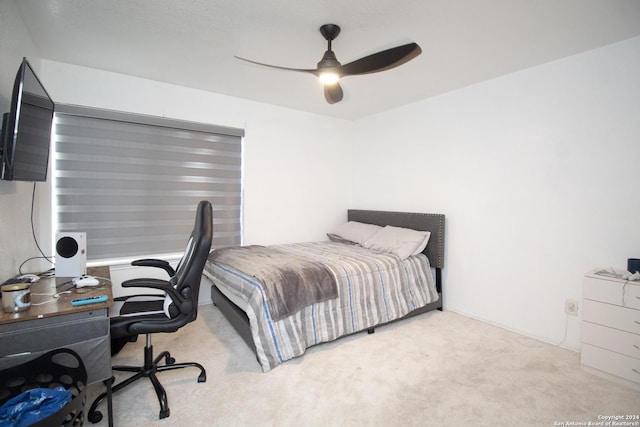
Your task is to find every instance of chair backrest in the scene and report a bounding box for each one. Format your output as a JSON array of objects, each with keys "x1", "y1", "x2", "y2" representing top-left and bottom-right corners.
[
  {"x1": 170, "y1": 200, "x2": 213, "y2": 323},
  {"x1": 123, "y1": 201, "x2": 212, "y2": 337}
]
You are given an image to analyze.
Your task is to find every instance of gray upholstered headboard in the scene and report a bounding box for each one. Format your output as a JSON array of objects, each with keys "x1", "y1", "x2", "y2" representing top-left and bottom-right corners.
[{"x1": 347, "y1": 210, "x2": 445, "y2": 270}]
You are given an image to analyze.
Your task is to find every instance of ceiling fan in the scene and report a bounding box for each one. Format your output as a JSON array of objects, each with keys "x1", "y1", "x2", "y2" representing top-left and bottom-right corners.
[{"x1": 235, "y1": 24, "x2": 422, "y2": 104}]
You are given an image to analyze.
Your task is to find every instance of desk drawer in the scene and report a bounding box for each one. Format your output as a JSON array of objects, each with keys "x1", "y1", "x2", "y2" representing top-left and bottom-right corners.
[
  {"x1": 582, "y1": 299, "x2": 640, "y2": 335},
  {"x1": 582, "y1": 321, "x2": 640, "y2": 360},
  {"x1": 581, "y1": 343, "x2": 640, "y2": 385},
  {"x1": 0, "y1": 309, "x2": 111, "y2": 385},
  {"x1": 0, "y1": 312, "x2": 108, "y2": 357},
  {"x1": 0, "y1": 335, "x2": 110, "y2": 384}
]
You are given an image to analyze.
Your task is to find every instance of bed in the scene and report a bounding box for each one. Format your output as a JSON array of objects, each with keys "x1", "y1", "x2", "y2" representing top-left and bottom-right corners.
[{"x1": 204, "y1": 209, "x2": 445, "y2": 372}]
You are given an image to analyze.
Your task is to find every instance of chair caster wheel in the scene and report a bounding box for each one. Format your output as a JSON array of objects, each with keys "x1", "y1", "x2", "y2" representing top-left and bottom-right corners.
[
  {"x1": 88, "y1": 410, "x2": 103, "y2": 423},
  {"x1": 198, "y1": 372, "x2": 206, "y2": 383},
  {"x1": 165, "y1": 354, "x2": 175, "y2": 365},
  {"x1": 160, "y1": 408, "x2": 170, "y2": 419}
]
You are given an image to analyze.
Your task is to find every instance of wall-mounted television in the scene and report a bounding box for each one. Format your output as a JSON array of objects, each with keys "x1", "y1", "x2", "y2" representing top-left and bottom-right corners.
[{"x1": 1, "y1": 58, "x2": 55, "y2": 182}]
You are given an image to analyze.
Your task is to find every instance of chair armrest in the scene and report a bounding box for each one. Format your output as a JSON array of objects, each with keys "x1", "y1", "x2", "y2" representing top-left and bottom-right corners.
[
  {"x1": 114, "y1": 293, "x2": 165, "y2": 302},
  {"x1": 121, "y1": 278, "x2": 182, "y2": 301},
  {"x1": 121, "y1": 278, "x2": 190, "y2": 313},
  {"x1": 131, "y1": 259, "x2": 176, "y2": 277},
  {"x1": 121, "y1": 277, "x2": 174, "y2": 292}
]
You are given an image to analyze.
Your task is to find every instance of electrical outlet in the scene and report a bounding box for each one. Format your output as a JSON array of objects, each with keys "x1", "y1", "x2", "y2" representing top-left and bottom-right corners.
[{"x1": 565, "y1": 299, "x2": 579, "y2": 316}]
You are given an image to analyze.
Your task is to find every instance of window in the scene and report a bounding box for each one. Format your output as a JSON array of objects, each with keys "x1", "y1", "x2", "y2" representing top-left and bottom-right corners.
[{"x1": 53, "y1": 105, "x2": 243, "y2": 262}]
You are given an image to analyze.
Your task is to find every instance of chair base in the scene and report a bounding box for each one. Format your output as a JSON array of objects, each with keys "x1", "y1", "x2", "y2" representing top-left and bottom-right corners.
[{"x1": 88, "y1": 335, "x2": 206, "y2": 422}]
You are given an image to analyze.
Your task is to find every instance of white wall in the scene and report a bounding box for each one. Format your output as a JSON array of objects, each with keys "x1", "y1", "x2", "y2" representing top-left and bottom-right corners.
[
  {"x1": 352, "y1": 36, "x2": 640, "y2": 350},
  {"x1": 0, "y1": 1, "x2": 50, "y2": 280}
]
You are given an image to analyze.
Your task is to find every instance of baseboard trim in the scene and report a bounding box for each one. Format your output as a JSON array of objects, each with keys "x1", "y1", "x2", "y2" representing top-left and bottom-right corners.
[{"x1": 444, "y1": 306, "x2": 580, "y2": 353}]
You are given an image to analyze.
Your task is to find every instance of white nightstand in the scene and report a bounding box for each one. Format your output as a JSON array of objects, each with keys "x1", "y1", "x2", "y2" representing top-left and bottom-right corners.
[{"x1": 581, "y1": 270, "x2": 640, "y2": 390}]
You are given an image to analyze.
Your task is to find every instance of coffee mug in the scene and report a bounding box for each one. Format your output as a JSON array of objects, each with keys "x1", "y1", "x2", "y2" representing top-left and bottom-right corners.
[{"x1": 1, "y1": 282, "x2": 31, "y2": 313}]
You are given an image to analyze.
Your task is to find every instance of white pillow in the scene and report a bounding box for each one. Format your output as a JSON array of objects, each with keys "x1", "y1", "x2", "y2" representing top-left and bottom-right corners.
[
  {"x1": 363, "y1": 225, "x2": 431, "y2": 259},
  {"x1": 327, "y1": 221, "x2": 382, "y2": 246}
]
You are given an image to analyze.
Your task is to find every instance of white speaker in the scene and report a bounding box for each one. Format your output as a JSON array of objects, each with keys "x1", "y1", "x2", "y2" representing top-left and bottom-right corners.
[{"x1": 55, "y1": 232, "x2": 87, "y2": 277}]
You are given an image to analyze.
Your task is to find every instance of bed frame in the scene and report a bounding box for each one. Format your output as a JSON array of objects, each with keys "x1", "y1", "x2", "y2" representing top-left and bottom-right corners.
[{"x1": 210, "y1": 209, "x2": 445, "y2": 355}]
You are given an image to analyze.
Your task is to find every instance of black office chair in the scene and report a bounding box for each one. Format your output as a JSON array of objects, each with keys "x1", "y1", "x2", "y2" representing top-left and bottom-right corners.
[{"x1": 88, "y1": 200, "x2": 213, "y2": 422}]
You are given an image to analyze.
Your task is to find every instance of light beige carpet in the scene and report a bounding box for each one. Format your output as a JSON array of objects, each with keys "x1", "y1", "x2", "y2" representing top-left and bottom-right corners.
[{"x1": 87, "y1": 306, "x2": 640, "y2": 426}]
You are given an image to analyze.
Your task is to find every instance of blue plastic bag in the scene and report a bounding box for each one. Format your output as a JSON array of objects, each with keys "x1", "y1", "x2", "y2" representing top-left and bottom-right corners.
[{"x1": 0, "y1": 387, "x2": 72, "y2": 427}]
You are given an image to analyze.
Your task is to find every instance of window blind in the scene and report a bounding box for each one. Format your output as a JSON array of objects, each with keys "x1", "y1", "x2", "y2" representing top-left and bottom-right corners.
[{"x1": 53, "y1": 104, "x2": 243, "y2": 262}]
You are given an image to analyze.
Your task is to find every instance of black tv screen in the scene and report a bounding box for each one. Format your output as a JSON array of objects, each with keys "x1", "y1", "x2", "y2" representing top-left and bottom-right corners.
[{"x1": 1, "y1": 58, "x2": 55, "y2": 182}]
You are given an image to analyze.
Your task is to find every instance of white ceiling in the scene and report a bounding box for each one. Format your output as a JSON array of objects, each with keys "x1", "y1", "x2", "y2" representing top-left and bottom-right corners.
[{"x1": 14, "y1": 0, "x2": 640, "y2": 120}]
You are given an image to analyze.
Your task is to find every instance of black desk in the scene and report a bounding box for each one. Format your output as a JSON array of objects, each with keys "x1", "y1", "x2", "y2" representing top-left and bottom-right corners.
[{"x1": 0, "y1": 268, "x2": 113, "y2": 425}]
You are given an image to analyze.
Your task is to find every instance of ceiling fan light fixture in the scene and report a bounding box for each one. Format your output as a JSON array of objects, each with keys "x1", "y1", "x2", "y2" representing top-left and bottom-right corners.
[{"x1": 318, "y1": 70, "x2": 340, "y2": 85}]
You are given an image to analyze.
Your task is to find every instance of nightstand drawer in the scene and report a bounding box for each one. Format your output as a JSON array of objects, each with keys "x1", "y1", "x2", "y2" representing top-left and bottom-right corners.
[
  {"x1": 625, "y1": 283, "x2": 640, "y2": 310},
  {"x1": 584, "y1": 276, "x2": 623, "y2": 305},
  {"x1": 581, "y1": 343, "x2": 640, "y2": 385},
  {"x1": 584, "y1": 275, "x2": 640, "y2": 310},
  {"x1": 582, "y1": 321, "x2": 640, "y2": 360},
  {"x1": 582, "y1": 299, "x2": 640, "y2": 334}
]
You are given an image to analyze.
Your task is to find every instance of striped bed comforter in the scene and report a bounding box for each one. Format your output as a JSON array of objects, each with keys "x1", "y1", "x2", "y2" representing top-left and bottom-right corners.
[{"x1": 204, "y1": 241, "x2": 439, "y2": 372}]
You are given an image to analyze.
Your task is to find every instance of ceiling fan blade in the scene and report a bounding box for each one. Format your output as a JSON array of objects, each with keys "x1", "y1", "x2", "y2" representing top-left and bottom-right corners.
[
  {"x1": 324, "y1": 82, "x2": 343, "y2": 104},
  {"x1": 235, "y1": 56, "x2": 318, "y2": 75},
  {"x1": 338, "y1": 42, "x2": 421, "y2": 76}
]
